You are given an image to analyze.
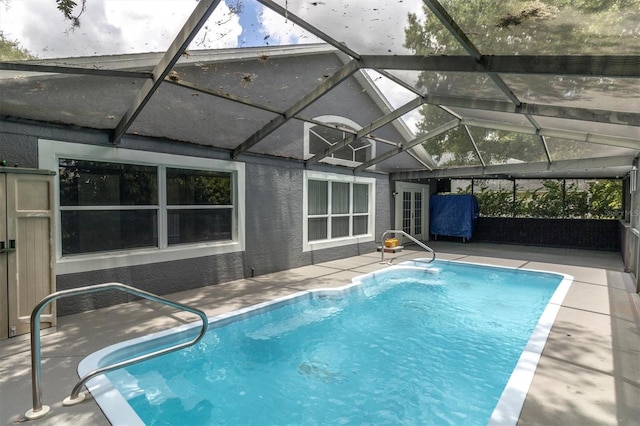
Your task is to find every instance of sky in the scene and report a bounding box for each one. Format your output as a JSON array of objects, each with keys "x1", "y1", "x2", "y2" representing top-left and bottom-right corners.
[
  {"x1": 1, "y1": 0, "x2": 427, "y2": 58},
  {"x1": 0, "y1": 0, "x2": 425, "y2": 131}
]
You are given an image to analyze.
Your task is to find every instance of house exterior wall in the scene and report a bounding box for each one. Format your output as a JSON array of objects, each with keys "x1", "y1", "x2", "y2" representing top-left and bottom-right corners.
[
  {"x1": 0, "y1": 131, "x2": 38, "y2": 168},
  {"x1": 0, "y1": 120, "x2": 391, "y2": 316}
]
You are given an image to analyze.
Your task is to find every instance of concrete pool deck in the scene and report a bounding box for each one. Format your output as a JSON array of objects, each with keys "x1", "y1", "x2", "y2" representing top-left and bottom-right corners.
[{"x1": 1, "y1": 242, "x2": 639, "y2": 425}]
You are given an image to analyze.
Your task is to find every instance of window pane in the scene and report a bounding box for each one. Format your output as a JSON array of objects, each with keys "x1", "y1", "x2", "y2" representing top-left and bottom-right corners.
[
  {"x1": 61, "y1": 210, "x2": 157, "y2": 255},
  {"x1": 353, "y1": 144, "x2": 371, "y2": 163},
  {"x1": 167, "y1": 168, "x2": 231, "y2": 205},
  {"x1": 59, "y1": 159, "x2": 157, "y2": 206},
  {"x1": 310, "y1": 126, "x2": 346, "y2": 153},
  {"x1": 331, "y1": 217, "x2": 350, "y2": 238},
  {"x1": 309, "y1": 130, "x2": 331, "y2": 154},
  {"x1": 167, "y1": 209, "x2": 232, "y2": 245},
  {"x1": 334, "y1": 139, "x2": 373, "y2": 163},
  {"x1": 332, "y1": 182, "x2": 350, "y2": 214},
  {"x1": 308, "y1": 124, "x2": 371, "y2": 164},
  {"x1": 402, "y1": 192, "x2": 411, "y2": 233},
  {"x1": 334, "y1": 145, "x2": 355, "y2": 161},
  {"x1": 414, "y1": 193, "x2": 422, "y2": 234},
  {"x1": 353, "y1": 184, "x2": 368, "y2": 213},
  {"x1": 353, "y1": 216, "x2": 368, "y2": 235},
  {"x1": 308, "y1": 217, "x2": 327, "y2": 241},
  {"x1": 308, "y1": 180, "x2": 328, "y2": 215}
]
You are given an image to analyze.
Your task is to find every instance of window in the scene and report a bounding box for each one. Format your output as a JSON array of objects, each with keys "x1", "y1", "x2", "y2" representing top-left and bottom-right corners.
[
  {"x1": 39, "y1": 140, "x2": 245, "y2": 274},
  {"x1": 304, "y1": 115, "x2": 374, "y2": 167},
  {"x1": 166, "y1": 168, "x2": 232, "y2": 245},
  {"x1": 59, "y1": 160, "x2": 235, "y2": 254},
  {"x1": 59, "y1": 159, "x2": 159, "y2": 255},
  {"x1": 304, "y1": 171, "x2": 375, "y2": 251}
]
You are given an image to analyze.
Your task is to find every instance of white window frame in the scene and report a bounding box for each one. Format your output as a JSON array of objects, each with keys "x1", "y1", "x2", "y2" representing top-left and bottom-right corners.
[
  {"x1": 39, "y1": 140, "x2": 245, "y2": 274},
  {"x1": 303, "y1": 170, "x2": 375, "y2": 252},
  {"x1": 303, "y1": 115, "x2": 375, "y2": 168}
]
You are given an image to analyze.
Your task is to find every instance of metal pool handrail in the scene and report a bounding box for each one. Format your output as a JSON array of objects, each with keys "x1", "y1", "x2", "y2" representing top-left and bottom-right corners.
[
  {"x1": 25, "y1": 282, "x2": 209, "y2": 420},
  {"x1": 380, "y1": 230, "x2": 436, "y2": 264}
]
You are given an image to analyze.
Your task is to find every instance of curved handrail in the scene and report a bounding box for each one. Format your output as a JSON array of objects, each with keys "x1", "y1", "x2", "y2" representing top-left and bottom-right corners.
[
  {"x1": 380, "y1": 230, "x2": 436, "y2": 264},
  {"x1": 26, "y1": 283, "x2": 209, "y2": 420}
]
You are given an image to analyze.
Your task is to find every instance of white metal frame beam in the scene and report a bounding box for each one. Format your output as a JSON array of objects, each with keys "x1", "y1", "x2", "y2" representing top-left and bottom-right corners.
[
  {"x1": 256, "y1": 0, "x2": 360, "y2": 60},
  {"x1": 421, "y1": 0, "x2": 522, "y2": 107},
  {"x1": 110, "y1": 0, "x2": 224, "y2": 144},
  {"x1": 355, "y1": 119, "x2": 460, "y2": 172},
  {"x1": 422, "y1": 93, "x2": 640, "y2": 127},
  {"x1": 459, "y1": 118, "x2": 639, "y2": 150},
  {"x1": 231, "y1": 59, "x2": 360, "y2": 158},
  {"x1": 0, "y1": 62, "x2": 152, "y2": 79},
  {"x1": 391, "y1": 155, "x2": 635, "y2": 179},
  {"x1": 358, "y1": 55, "x2": 640, "y2": 78}
]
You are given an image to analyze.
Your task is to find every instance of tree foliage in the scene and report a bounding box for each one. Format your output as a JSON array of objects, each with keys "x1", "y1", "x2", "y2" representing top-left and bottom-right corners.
[
  {"x1": 403, "y1": 0, "x2": 640, "y2": 163},
  {"x1": 456, "y1": 178, "x2": 622, "y2": 219},
  {"x1": 0, "y1": 0, "x2": 86, "y2": 60},
  {"x1": 588, "y1": 179, "x2": 623, "y2": 218},
  {"x1": 55, "y1": 0, "x2": 86, "y2": 29},
  {"x1": 464, "y1": 182, "x2": 514, "y2": 217},
  {"x1": 0, "y1": 32, "x2": 34, "y2": 61},
  {"x1": 405, "y1": 0, "x2": 639, "y2": 57}
]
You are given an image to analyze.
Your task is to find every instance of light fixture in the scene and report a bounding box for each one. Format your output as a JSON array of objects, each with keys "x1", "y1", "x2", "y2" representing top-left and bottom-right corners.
[{"x1": 630, "y1": 166, "x2": 637, "y2": 193}]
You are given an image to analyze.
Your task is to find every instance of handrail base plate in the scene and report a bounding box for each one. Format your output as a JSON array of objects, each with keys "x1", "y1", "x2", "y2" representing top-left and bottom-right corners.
[
  {"x1": 25, "y1": 405, "x2": 50, "y2": 420},
  {"x1": 63, "y1": 392, "x2": 86, "y2": 406}
]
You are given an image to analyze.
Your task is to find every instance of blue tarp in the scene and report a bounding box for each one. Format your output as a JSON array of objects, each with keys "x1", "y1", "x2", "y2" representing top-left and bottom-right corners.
[{"x1": 430, "y1": 194, "x2": 479, "y2": 239}]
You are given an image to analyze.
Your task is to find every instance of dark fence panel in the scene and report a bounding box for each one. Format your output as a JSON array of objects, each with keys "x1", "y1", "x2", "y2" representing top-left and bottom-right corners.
[{"x1": 468, "y1": 218, "x2": 620, "y2": 251}]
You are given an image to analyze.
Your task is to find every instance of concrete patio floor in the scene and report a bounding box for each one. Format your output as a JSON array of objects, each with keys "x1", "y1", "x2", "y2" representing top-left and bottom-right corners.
[{"x1": 1, "y1": 242, "x2": 639, "y2": 425}]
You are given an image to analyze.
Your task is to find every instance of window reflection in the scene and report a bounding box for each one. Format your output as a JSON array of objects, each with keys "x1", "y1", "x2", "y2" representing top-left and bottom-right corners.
[{"x1": 59, "y1": 159, "x2": 157, "y2": 206}]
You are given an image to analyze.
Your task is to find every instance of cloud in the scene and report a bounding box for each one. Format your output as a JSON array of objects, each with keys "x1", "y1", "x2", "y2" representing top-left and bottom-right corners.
[
  {"x1": 1, "y1": 0, "x2": 243, "y2": 58},
  {"x1": 190, "y1": 1, "x2": 243, "y2": 50},
  {"x1": 258, "y1": 0, "x2": 425, "y2": 54},
  {"x1": 255, "y1": 3, "x2": 321, "y2": 45}
]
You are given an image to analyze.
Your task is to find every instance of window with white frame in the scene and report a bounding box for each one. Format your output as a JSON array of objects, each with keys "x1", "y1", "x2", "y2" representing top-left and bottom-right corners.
[
  {"x1": 304, "y1": 171, "x2": 375, "y2": 251},
  {"x1": 304, "y1": 115, "x2": 374, "y2": 167},
  {"x1": 39, "y1": 140, "x2": 245, "y2": 274},
  {"x1": 166, "y1": 168, "x2": 233, "y2": 245},
  {"x1": 59, "y1": 159, "x2": 160, "y2": 254},
  {"x1": 59, "y1": 159, "x2": 234, "y2": 255}
]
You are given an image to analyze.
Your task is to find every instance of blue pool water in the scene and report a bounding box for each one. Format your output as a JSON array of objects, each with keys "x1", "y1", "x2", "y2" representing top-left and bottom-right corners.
[{"x1": 80, "y1": 260, "x2": 572, "y2": 425}]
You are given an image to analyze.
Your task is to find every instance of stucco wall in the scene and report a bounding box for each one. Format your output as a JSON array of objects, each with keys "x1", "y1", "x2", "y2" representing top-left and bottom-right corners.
[
  {"x1": 242, "y1": 160, "x2": 389, "y2": 276},
  {"x1": 0, "y1": 131, "x2": 38, "y2": 168},
  {"x1": 243, "y1": 161, "x2": 306, "y2": 276},
  {"x1": 55, "y1": 252, "x2": 246, "y2": 315}
]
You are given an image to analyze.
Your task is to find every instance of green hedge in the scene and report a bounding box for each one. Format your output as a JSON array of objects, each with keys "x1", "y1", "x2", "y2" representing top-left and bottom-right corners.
[{"x1": 455, "y1": 179, "x2": 622, "y2": 219}]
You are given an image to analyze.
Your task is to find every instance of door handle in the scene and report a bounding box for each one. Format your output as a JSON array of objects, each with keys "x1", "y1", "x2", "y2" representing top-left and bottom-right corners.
[{"x1": 0, "y1": 240, "x2": 15, "y2": 254}]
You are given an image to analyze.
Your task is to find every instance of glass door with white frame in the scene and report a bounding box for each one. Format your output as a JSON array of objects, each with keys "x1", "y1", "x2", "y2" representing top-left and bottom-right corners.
[{"x1": 395, "y1": 182, "x2": 429, "y2": 243}]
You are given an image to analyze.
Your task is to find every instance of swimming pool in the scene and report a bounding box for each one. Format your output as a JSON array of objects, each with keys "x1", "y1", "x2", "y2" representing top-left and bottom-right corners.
[{"x1": 79, "y1": 260, "x2": 572, "y2": 425}]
